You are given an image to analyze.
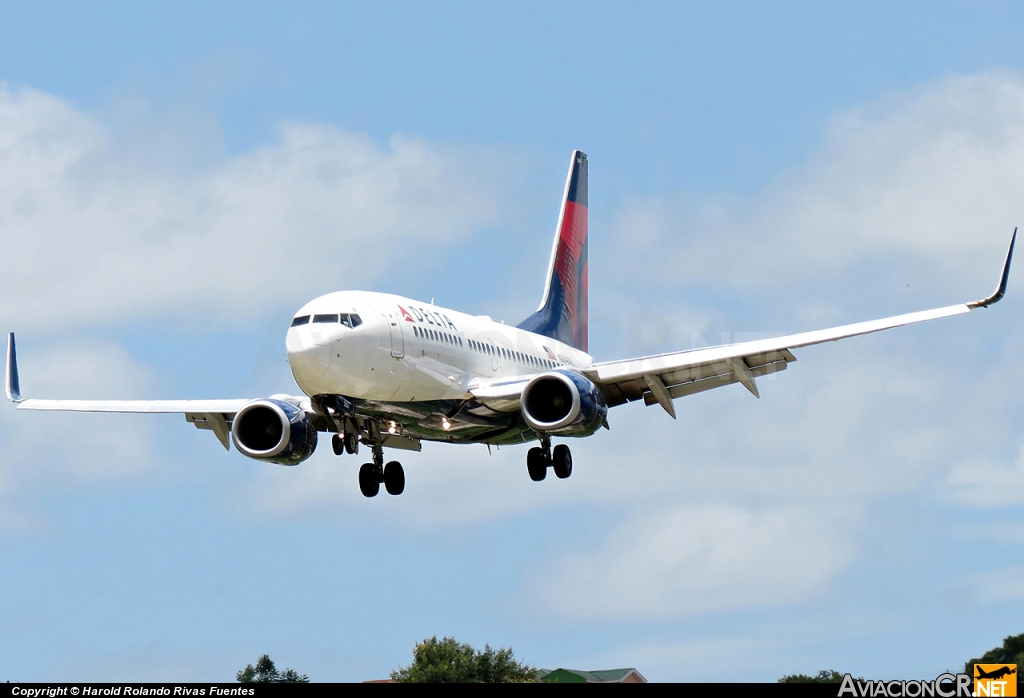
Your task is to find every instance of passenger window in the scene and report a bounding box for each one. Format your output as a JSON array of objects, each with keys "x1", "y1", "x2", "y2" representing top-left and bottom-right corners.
[
  {"x1": 350, "y1": 314, "x2": 362, "y2": 327},
  {"x1": 291, "y1": 315, "x2": 310, "y2": 327},
  {"x1": 312, "y1": 314, "x2": 339, "y2": 323}
]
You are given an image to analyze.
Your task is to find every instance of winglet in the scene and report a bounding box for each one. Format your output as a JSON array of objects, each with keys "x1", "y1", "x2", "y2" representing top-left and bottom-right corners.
[
  {"x1": 6, "y1": 333, "x2": 22, "y2": 403},
  {"x1": 968, "y1": 227, "x2": 1016, "y2": 309}
]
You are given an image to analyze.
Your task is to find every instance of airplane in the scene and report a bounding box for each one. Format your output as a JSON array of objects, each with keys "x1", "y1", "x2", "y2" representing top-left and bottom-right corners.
[
  {"x1": 4, "y1": 151, "x2": 1017, "y2": 498},
  {"x1": 975, "y1": 666, "x2": 1017, "y2": 681}
]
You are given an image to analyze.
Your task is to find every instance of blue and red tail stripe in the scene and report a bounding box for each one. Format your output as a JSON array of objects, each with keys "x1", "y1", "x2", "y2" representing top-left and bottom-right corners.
[{"x1": 518, "y1": 151, "x2": 589, "y2": 353}]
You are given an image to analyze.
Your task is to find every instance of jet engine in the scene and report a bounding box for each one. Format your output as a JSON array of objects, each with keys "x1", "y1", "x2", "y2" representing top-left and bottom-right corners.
[
  {"x1": 520, "y1": 370, "x2": 608, "y2": 437},
  {"x1": 231, "y1": 398, "x2": 318, "y2": 465}
]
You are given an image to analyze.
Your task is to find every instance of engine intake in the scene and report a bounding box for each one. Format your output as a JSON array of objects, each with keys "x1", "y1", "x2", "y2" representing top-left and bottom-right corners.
[
  {"x1": 231, "y1": 398, "x2": 318, "y2": 465},
  {"x1": 521, "y1": 370, "x2": 608, "y2": 436}
]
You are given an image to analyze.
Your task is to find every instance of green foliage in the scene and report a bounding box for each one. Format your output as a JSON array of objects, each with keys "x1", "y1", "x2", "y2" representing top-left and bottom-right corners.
[
  {"x1": 779, "y1": 670, "x2": 856, "y2": 683},
  {"x1": 964, "y1": 633, "x2": 1024, "y2": 680},
  {"x1": 391, "y1": 636, "x2": 537, "y2": 683},
  {"x1": 236, "y1": 654, "x2": 310, "y2": 683}
]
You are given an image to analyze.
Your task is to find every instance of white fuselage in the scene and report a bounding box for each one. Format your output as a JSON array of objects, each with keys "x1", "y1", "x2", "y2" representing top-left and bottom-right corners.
[{"x1": 285, "y1": 291, "x2": 594, "y2": 403}]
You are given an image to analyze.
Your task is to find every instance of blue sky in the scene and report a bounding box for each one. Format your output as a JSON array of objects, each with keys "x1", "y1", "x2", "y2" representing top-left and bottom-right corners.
[{"x1": 2, "y1": 0, "x2": 1024, "y2": 682}]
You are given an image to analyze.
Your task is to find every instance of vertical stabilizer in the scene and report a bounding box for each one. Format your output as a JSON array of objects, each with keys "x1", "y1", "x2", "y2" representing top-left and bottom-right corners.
[
  {"x1": 7, "y1": 333, "x2": 21, "y2": 402},
  {"x1": 517, "y1": 150, "x2": 589, "y2": 352}
]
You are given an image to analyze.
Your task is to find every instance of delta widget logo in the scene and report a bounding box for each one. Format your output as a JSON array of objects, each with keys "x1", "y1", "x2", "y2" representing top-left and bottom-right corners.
[{"x1": 974, "y1": 664, "x2": 1017, "y2": 697}]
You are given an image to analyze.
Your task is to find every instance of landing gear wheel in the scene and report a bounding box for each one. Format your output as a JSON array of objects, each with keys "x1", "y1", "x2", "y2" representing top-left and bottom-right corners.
[
  {"x1": 552, "y1": 444, "x2": 572, "y2": 479},
  {"x1": 359, "y1": 462, "x2": 381, "y2": 497},
  {"x1": 332, "y1": 434, "x2": 345, "y2": 456},
  {"x1": 384, "y1": 461, "x2": 405, "y2": 495},
  {"x1": 527, "y1": 447, "x2": 548, "y2": 481},
  {"x1": 344, "y1": 432, "x2": 359, "y2": 454}
]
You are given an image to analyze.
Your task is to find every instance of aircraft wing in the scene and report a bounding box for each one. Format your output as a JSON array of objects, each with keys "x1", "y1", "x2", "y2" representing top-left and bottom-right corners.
[
  {"x1": 4, "y1": 333, "x2": 307, "y2": 449},
  {"x1": 468, "y1": 376, "x2": 534, "y2": 412},
  {"x1": 10, "y1": 398, "x2": 253, "y2": 413},
  {"x1": 583, "y1": 229, "x2": 1016, "y2": 418}
]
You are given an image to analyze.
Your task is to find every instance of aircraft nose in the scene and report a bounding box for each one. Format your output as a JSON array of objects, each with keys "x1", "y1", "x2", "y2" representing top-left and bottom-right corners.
[{"x1": 287, "y1": 327, "x2": 332, "y2": 382}]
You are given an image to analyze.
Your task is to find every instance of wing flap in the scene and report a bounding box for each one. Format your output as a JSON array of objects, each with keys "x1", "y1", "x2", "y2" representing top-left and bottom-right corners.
[{"x1": 642, "y1": 357, "x2": 790, "y2": 406}]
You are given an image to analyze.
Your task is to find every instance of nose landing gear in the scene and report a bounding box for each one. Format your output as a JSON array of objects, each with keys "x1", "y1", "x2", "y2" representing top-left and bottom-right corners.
[
  {"x1": 526, "y1": 436, "x2": 572, "y2": 482},
  {"x1": 358, "y1": 439, "x2": 404, "y2": 497}
]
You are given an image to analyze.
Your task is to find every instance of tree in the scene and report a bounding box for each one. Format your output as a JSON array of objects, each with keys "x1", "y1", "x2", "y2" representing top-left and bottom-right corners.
[
  {"x1": 965, "y1": 633, "x2": 1024, "y2": 680},
  {"x1": 390, "y1": 636, "x2": 537, "y2": 683},
  {"x1": 236, "y1": 654, "x2": 310, "y2": 683},
  {"x1": 779, "y1": 670, "x2": 850, "y2": 683}
]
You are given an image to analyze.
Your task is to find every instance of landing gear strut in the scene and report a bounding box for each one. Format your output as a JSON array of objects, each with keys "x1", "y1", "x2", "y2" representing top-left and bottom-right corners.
[
  {"x1": 359, "y1": 439, "x2": 404, "y2": 497},
  {"x1": 526, "y1": 436, "x2": 572, "y2": 482}
]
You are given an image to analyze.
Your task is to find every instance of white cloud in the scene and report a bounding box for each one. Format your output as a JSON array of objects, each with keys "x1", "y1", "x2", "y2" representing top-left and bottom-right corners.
[
  {"x1": 0, "y1": 340, "x2": 157, "y2": 530},
  {"x1": 608, "y1": 71, "x2": 1024, "y2": 298},
  {"x1": 525, "y1": 505, "x2": 856, "y2": 620},
  {"x1": 950, "y1": 565, "x2": 1024, "y2": 605},
  {"x1": 0, "y1": 83, "x2": 507, "y2": 331},
  {"x1": 943, "y1": 443, "x2": 1024, "y2": 508}
]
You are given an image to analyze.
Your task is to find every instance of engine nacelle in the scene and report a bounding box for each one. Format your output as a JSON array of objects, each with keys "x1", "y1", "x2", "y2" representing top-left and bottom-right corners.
[
  {"x1": 521, "y1": 370, "x2": 608, "y2": 437},
  {"x1": 231, "y1": 398, "x2": 318, "y2": 465}
]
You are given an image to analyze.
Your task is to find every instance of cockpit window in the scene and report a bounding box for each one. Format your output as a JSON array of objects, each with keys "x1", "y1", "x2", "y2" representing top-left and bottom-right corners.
[
  {"x1": 291, "y1": 315, "x2": 310, "y2": 327},
  {"x1": 312, "y1": 314, "x2": 339, "y2": 323},
  {"x1": 350, "y1": 314, "x2": 362, "y2": 327},
  {"x1": 341, "y1": 314, "x2": 352, "y2": 328}
]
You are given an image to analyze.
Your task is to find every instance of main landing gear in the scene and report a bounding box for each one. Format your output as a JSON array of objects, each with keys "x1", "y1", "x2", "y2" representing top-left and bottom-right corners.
[
  {"x1": 331, "y1": 431, "x2": 359, "y2": 456},
  {"x1": 527, "y1": 435, "x2": 572, "y2": 482},
  {"x1": 358, "y1": 440, "x2": 404, "y2": 497}
]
